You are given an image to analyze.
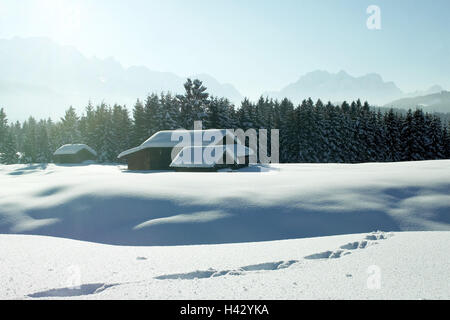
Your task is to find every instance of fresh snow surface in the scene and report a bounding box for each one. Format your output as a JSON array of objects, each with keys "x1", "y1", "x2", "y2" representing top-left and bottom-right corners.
[
  {"x1": 53, "y1": 144, "x2": 97, "y2": 156},
  {"x1": 0, "y1": 161, "x2": 449, "y2": 246},
  {"x1": 1, "y1": 231, "x2": 449, "y2": 299},
  {"x1": 0, "y1": 161, "x2": 449, "y2": 299}
]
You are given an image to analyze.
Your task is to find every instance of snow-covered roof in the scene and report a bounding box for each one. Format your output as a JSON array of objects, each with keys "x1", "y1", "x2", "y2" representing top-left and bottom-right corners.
[
  {"x1": 170, "y1": 145, "x2": 253, "y2": 168},
  {"x1": 118, "y1": 129, "x2": 242, "y2": 159},
  {"x1": 54, "y1": 144, "x2": 97, "y2": 156}
]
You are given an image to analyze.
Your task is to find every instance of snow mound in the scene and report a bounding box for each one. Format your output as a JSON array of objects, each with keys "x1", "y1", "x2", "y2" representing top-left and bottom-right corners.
[
  {"x1": 1, "y1": 231, "x2": 448, "y2": 299},
  {"x1": 0, "y1": 161, "x2": 449, "y2": 246}
]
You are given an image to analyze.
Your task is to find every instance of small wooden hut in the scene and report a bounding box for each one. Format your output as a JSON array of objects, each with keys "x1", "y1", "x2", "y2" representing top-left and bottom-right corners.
[
  {"x1": 118, "y1": 129, "x2": 247, "y2": 171},
  {"x1": 53, "y1": 144, "x2": 97, "y2": 164}
]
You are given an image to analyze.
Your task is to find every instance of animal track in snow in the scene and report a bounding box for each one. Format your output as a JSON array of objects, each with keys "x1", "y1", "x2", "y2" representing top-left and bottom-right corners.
[
  {"x1": 339, "y1": 241, "x2": 368, "y2": 250},
  {"x1": 304, "y1": 231, "x2": 391, "y2": 260},
  {"x1": 154, "y1": 232, "x2": 392, "y2": 280},
  {"x1": 28, "y1": 283, "x2": 119, "y2": 298},
  {"x1": 154, "y1": 260, "x2": 299, "y2": 280}
]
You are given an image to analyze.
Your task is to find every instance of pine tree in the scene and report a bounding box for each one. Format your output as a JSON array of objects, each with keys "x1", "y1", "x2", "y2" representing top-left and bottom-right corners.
[
  {"x1": 36, "y1": 120, "x2": 51, "y2": 163},
  {"x1": 144, "y1": 93, "x2": 160, "y2": 137},
  {"x1": 132, "y1": 99, "x2": 147, "y2": 146},
  {"x1": 384, "y1": 109, "x2": 401, "y2": 162},
  {"x1": 177, "y1": 78, "x2": 209, "y2": 129},
  {"x1": 0, "y1": 108, "x2": 9, "y2": 160},
  {"x1": 80, "y1": 101, "x2": 97, "y2": 149},
  {"x1": 47, "y1": 119, "x2": 62, "y2": 158},
  {"x1": 0, "y1": 128, "x2": 18, "y2": 164},
  {"x1": 323, "y1": 102, "x2": 341, "y2": 163},
  {"x1": 0, "y1": 107, "x2": 18, "y2": 164},
  {"x1": 237, "y1": 98, "x2": 255, "y2": 130},
  {"x1": 425, "y1": 115, "x2": 445, "y2": 159},
  {"x1": 94, "y1": 103, "x2": 115, "y2": 162},
  {"x1": 159, "y1": 92, "x2": 179, "y2": 130},
  {"x1": 275, "y1": 98, "x2": 294, "y2": 163},
  {"x1": 400, "y1": 110, "x2": 414, "y2": 161},
  {"x1": 111, "y1": 104, "x2": 132, "y2": 160},
  {"x1": 0, "y1": 108, "x2": 7, "y2": 146},
  {"x1": 206, "y1": 97, "x2": 234, "y2": 129},
  {"x1": 60, "y1": 106, "x2": 80, "y2": 144},
  {"x1": 22, "y1": 117, "x2": 38, "y2": 163},
  {"x1": 411, "y1": 109, "x2": 427, "y2": 160},
  {"x1": 443, "y1": 125, "x2": 450, "y2": 158}
]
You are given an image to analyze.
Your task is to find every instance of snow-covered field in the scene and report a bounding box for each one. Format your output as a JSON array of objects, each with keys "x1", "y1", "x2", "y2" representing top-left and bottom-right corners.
[
  {"x1": 0, "y1": 161, "x2": 449, "y2": 299},
  {"x1": 1, "y1": 232, "x2": 449, "y2": 299}
]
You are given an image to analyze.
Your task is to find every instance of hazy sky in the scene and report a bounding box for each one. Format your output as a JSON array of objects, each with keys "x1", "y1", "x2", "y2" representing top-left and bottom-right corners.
[{"x1": 0, "y1": 0, "x2": 449, "y2": 98}]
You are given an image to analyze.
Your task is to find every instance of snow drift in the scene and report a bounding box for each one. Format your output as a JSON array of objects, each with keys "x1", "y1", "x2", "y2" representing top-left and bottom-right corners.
[{"x1": 0, "y1": 161, "x2": 449, "y2": 246}]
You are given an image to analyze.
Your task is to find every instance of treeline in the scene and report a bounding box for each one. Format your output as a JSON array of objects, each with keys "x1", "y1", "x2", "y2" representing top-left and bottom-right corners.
[{"x1": 0, "y1": 78, "x2": 449, "y2": 164}]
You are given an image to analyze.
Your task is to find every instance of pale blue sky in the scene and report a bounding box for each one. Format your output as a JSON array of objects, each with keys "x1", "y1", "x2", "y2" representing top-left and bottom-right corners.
[{"x1": 0, "y1": 0, "x2": 449, "y2": 98}]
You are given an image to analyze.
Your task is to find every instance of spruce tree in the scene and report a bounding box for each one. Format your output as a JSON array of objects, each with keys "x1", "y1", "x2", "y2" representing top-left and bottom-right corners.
[
  {"x1": 36, "y1": 120, "x2": 51, "y2": 163},
  {"x1": 0, "y1": 108, "x2": 7, "y2": 147},
  {"x1": 275, "y1": 98, "x2": 295, "y2": 163},
  {"x1": 400, "y1": 110, "x2": 414, "y2": 161},
  {"x1": 132, "y1": 99, "x2": 147, "y2": 146},
  {"x1": 111, "y1": 104, "x2": 132, "y2": 160},
  {"x1": 144, "y1": 93, "x2": 160, "y2": 137},
  {"x1": 159, "y1": 92, "x2": 179, "y2": 130},
  {"x1": 60, "y1": 106, "x2": 80, "y2": 145},
  {"x1": 22, "y1": 117, "x2": 38, "y2": 163},
  {"x1": 411, "y1": 109, "x2": 426, "y2": 160},
  {"x1": 384, "y1": 109, "x2": 401, "y2": 162},
  {"x1": 206, "y1": 97, "x2": 234, "y2": 129},
  {"x1": 238, "y1": 98, "x2": 255, "y2": 130},
  {"x1": 177, "y1": 78, "x2": 209, "y2": 129},
  {"x1": 0, "y1": 128, "x2": 18, "y2": 164}
]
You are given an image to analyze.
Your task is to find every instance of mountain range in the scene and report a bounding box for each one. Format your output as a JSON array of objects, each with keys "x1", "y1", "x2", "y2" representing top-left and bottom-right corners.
[
  {"x1": 0, "y1": 37, "x2": 448, "y2": 121},
  {"x1": 265, "y1": 70, "x2": 402, "y2": 105},
  {"x1": 384, "y1": 91, "x2": 450, "y2": 114},
  {"x1": 265, "y1": 71, "x2": 449, "y2": 112},
  {"x1": 0, "y1": 37, "x2": 243, "y2": 121}
]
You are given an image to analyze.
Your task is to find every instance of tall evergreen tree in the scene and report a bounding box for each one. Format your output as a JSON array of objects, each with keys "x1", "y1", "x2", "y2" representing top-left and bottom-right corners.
[
  {"x1": 22, "y1": 117, "x2": 38, "y2": 163},
  {"x1": 36, "y1": 120, "x2": 51, "y2": 163},
  {"x1": 144, "y1": 93, "x2": 160, "y2": 137},
  {"x1": 237, "y1": 98, "x2": 255, "y2": 130},
  {"x1": 206, "y1": 97, "x2": 234, "y2": 129},
  {"x1": 80, "y1": 101, "x2": 97, "y2": 149},
  {"x1": 132, "y1": 99, "x2": 147, "y2": 146},
  {"x1": 0, "y1": 108, "x2": 7, "y2": 146},
  {"x1": 0, "y1": 128, "x2": 18, "y2": 164},
  {"x1": 60, "y1": 106, "x2": 80, "y2": 144},
  {"x1": 159, "y1": 92, "x2": 179, "y2": 130},
  {"x1": 94, "y1": 103, "x2": 115, "y2": 162},
  {"x1": 111, "y1": 104, "x2": 132, "y2": 159},
  {"x1": 177, "y1": 78, "x2": 209, "y2": 129}
]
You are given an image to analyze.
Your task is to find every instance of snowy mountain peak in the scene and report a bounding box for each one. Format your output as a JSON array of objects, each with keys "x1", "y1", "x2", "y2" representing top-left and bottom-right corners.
[
  {"x1": 0, "y1": 37, "x2": 243, "y2": 121},
  {"x1": 266, "y1": 70, "x2": 403, "y2": 105}
]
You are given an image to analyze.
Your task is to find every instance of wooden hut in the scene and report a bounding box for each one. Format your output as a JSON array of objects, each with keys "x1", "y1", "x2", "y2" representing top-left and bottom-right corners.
[
  {"x1": 170, "y1": 144, "x2": 253, "y2": 172},
  {"x1": 118, "y1": 129, "x2": 246, "y2": 171},
  {"x1": 53, "y1": 144, "x2": 97, "y2": 164}
]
